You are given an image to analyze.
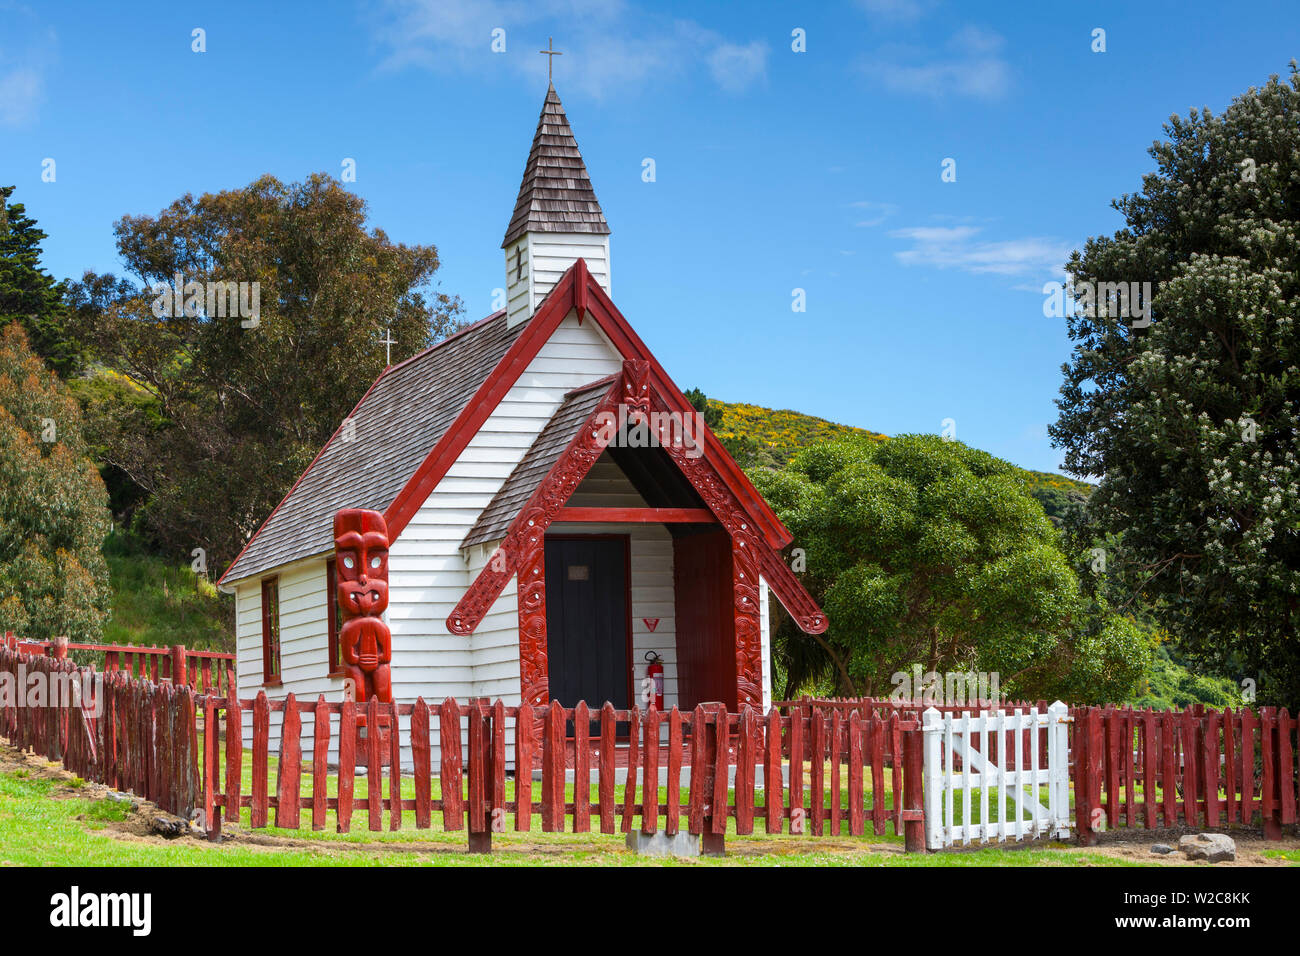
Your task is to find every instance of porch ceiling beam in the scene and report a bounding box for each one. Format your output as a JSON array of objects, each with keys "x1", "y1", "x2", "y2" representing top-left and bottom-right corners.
[{"x1": 555, "y1": 507, "x2": 716, "y2": 524}]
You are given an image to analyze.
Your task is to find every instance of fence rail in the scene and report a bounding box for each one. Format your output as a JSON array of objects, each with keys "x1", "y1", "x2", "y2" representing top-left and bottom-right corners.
[{"x1": 2, "y1": 632, "x2": 234, "y2": 696}]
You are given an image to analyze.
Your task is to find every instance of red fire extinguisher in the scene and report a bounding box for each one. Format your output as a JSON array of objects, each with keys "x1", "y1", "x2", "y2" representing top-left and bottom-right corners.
[{"x1": 644, "y1": 651, "x2": 665, "y2": 711}]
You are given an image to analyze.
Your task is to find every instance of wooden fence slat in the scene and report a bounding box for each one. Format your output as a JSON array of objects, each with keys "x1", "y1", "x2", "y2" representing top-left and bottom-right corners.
[
  {"x1": 791, "y1": 704, "x2": 806, "y2": 834},
  {"x1": 764, "y1": 707, "x2": 782, "y2": 834},
  {"x1": 203, "y1": 695, "x2": 217, "y2": 832},
  {"x1": 411, "y1": 698, "x2": 431, "y2": 829},
  {"x1": 389, "y1": 702, "x2": 403, "y2": 832},
  {"x1": 711, "y1": 709, "x2": 729, "y2": 837},
  {"x1": 667, "y1": 707, "x2": 684, "y2": 835},
  {"x1": 687, "y1": 704, "x2": 706, "y2": 834},
  {"x1": 515, "y1": 702, "x2": 534, "y2": 832},
  {"x1": 1161, "y1": 710, "x2": 1176, "y2": 827},
  {"x1": 1203, "y1": 709, "x2": 1220, "y2": 829},
  {"x1": 1241, "y1": 708, "x2": 1257, "y2": 824},
  {"x1": 600, "y1": 702, "x2": 617, "y2": 834},
  {"x1": 642, "y1": 707, "x2": 660, "y2": 834},
  {"x1": 623, "y1": 708, "x2": 641, "y2": 834},
  {"x1": 490, "y1": 699, "x2": 506, "y2": 831},
  {"x1": 541, "y1": 700, "x2": 564, "y2": 832},
  {"x1": 1223, "y1": 707, "x2": 1237, "y2": 824},
  {"x1": 439, "y1": 698, "x2": 462, "y2": 831},
  {"x1": 1280, "y1": 709, "x2": 1296, "y2": 825},
  {"x1": 1105, "y1": 709, "x2": 1119, "y2": 828},
  {"x1": 890, "y1": 713, "x2": 903, "y2": 835},
  {"x1": 811, "y1": 709, "x2": 825, "y2": 835},
  {"x1": 735, "y1": 706, "x2": 754, "y2": 836},
  {"x1": 468, "y1": 700, "x2": 488, "y2": 834},
  {"x1": 251, "y1": 692, "x2": 269, "y2": 828},
  {"x1": 1142, "y1": 711, "x2": 1157, "y2": 829},
  {"x1": 313, "y1": 696, "x2": 330, "y2": 831},
  {"x1": 573, "y1": 701, "x2": 591, "y2": 833},
  {"x1": 848, "y1": 711, "x2": 863, "y2": 837},
  {"x1": 275, "y1": 693, "x2": 302, "y2": 829},
  {"x1": 365, "y1": 697, "x2": 382, "y2": 832},
  {"x1": 337, "y1": 700, "x2": 355, "y2": 833},
  {"x1": 1125, "y1": 709, "x2": 1137, "y2": 828},
  {"x1": 871, "y1": 714, "x2": 886, "y2": 836},
  {"x1": 829, "y1": 709, "x2": 842, "y2": 836},
  {"x1": 1181, "y1": 708, "x2": 1199, "y2": 828}
]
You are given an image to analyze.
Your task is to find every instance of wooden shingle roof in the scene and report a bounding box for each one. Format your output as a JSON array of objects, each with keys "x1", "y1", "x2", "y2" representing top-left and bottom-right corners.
[
  {"x1": 462, "y1": 378, "x2": 611, "y2": 548},
  {"x1": 219, "y1": 313, "x2": 523, "y2": 584},
  {"x1": 502, "y1": 84, "x2": 610, "y2": 248}
]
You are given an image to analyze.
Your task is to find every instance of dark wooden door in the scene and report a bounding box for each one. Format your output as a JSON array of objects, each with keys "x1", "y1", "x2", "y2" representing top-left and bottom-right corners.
[{"x1": 544, "y1": 536, "x2": 630, "y2": 711}]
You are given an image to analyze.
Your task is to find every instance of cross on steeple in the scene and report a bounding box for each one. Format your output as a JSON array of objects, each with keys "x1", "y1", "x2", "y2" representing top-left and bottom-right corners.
[
  {"x1": 539, "y1": 36, "x2": 562, "y2": 82},
  {"x1": 379, "y1": 327, "x2": 397, "y2": 366}
]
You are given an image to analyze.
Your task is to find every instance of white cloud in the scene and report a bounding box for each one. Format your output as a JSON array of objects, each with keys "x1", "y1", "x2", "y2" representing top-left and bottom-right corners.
[
  {"x1": 707, "y1": 41, "x2": 768, "y2": 93},
  {"x1": 371, "y1": 0, "x2": 768, "y2": 97},
  {"x1": 860, "y1": 27, "x2": 1012, "y2": 100},
  {"x1": 849, "y1": 200, "x2": 898, "y2": 227},
  {"x1": 888, "y1": 225, "x2": 1075, "y2": 277},
  {"x1": 0, "y1": 6, "x2": 54, "y2": 126},
  {"x1": 0, "y1": 66, "x2": 41, "y2": 125}
]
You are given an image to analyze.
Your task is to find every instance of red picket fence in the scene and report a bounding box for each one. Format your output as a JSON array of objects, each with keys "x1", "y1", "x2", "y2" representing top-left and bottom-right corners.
[
  {"x1": 1073, "y1": 704, "x2": 1299, "y2": 843},
  {"x1": 199, "y1": 692, "x2": 927, "y2": 851},
  {"x1": 3, "y1": 632, "x2": 234, "y2": 696},
  {"x1": 0, "y1": 646, "x2": 201, "y2": 816}
]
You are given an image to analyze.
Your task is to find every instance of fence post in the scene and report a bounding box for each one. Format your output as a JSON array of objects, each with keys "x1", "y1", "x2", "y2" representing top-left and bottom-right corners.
[
  {"x1": 50, "y1": 636, "x2": 69, "y2": 660},
  {"x1": 918, "y1": 707, "x2": 941, "y2": 851},
  {"x1": 1075, "y1": 707, "x2": 1102, "y2": 845},
  {"x1": 1048, "y1": 701, "x2": 1070, "y2": 839},
  {"x1": 902, "y1": 719, "x2": 925, "y2": 852},
  {"x1": 170, "y1": 645, "x2": 188, "y2": 688}
]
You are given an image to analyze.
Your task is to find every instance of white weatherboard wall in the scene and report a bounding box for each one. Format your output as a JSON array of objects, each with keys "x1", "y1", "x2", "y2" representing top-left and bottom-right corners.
[
  {"x1": 234, "y1": 555, "x2": 343, "y2": 757},
  {"x1": 505, "y1": 234, "x2": 611, "y2": 328}
]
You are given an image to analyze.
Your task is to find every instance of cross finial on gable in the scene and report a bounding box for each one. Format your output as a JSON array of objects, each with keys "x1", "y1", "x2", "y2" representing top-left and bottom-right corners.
[{"x1": 539, "y1": 36, "x2": 562, "y2": 82}]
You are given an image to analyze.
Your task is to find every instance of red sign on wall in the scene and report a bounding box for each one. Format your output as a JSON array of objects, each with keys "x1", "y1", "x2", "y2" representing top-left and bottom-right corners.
[{"x1": 642, "y1": 618, "x2": 660, "y2": 632}]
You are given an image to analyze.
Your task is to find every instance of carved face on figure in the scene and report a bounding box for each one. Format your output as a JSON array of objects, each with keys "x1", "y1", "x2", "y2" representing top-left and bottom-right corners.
[
  {"x1": 334, "y1": 509, "x2": 389, "y2": 618},
  {"x1": 620, "y1": 359, "x2": 651, "y2": 416}
]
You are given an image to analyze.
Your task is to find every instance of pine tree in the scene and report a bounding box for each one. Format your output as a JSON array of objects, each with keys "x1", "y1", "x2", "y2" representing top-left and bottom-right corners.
[{"x1": 0, "y1": 186, "x2": 78, "y2": 376}]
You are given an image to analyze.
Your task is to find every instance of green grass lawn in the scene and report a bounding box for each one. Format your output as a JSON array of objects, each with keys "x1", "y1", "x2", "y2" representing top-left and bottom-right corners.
[{"x1": 0, "y1": 765, "x2": 1150, "y2": 866}]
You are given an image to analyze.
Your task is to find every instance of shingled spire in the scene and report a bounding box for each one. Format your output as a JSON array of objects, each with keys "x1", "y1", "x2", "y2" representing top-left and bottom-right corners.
[{"x1": 503, "y1": 83, "x2": 611, "y2": 328}]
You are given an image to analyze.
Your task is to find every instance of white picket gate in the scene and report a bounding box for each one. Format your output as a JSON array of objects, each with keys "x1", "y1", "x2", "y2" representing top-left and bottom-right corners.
[{"x1": 922, "y1": 702, "x2": 1072, "y2": 849}]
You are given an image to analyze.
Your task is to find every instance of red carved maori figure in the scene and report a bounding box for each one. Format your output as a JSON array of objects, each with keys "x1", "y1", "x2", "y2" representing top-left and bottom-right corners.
[{"x1": 334, "y1": 509, "x2": 394, "y2": 733}]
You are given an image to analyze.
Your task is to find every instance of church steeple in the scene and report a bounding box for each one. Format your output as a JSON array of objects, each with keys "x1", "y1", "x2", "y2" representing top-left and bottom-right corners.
[{"x1": 503, "y1": 82, "x2": 611, "y2": 327}]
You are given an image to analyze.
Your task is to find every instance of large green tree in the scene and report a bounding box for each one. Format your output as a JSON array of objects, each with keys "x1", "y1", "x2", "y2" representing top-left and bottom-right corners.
[
  {"x1": 0, "y1": 186, "x2": 79, "y2": 376},
  {"x1": 1050, "y1": 65, "x2": 1300, "y2": 705},
  {"x1": 0, "y1": 323, "x2": 112, "y2": 642},
  {"x1": 752, "y1": 434, "x2": 1150, "y2": 704},
  {"x1": 70, "y1": 174, "x2": 464, "y2": 567}
]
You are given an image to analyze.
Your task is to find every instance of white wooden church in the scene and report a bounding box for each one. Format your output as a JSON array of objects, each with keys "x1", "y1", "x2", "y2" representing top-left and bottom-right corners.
[{"x1": 217, "y1": 83, "x2": 827, "y2": 756}]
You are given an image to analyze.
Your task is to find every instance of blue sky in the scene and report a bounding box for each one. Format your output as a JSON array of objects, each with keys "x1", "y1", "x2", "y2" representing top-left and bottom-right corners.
[{"x1": 2, "y1": 0, "x2": 1297, "y2": 476}]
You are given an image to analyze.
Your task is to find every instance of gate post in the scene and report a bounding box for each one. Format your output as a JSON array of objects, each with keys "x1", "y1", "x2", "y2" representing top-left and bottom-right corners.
[
  {"x1": 1074, "y1": 707, "x2": 1100, "y2": 846},
  {"x1": 920, "y1": 707, "x2": 943, "y2": 850},
  {"x1": 1048, "y1": 701, "x2": 1071, "y2": 839},
  {"x1": 903, "y1": 717, "x2": 926, "y2": 852}
]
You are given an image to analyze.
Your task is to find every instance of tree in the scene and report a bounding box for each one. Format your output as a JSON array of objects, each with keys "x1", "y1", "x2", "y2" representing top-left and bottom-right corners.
[
  {"x1": 683, "y1": 386, "x2": 723, "y2": 428},
  {"x1": 1050, "y1": 65, "x2": 1300, "y2": 705},
  {"x1": 0, "y1": 323, "x2": 112, "y2": 642},
  {"x1": 0, "y1": 186, "x2": 79, "y2": 376},
  {"x1": 751, "y1": 434, "x2": 1150, "y2": 703},
  {"x1": 69, "y1": 174, "x2": 464, "y2": 567}
]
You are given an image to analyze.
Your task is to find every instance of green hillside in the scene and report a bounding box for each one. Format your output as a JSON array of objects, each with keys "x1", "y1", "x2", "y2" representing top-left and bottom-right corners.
[{"x1": 707, "y1": 398, "x2": 1093, "y2": 518}]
